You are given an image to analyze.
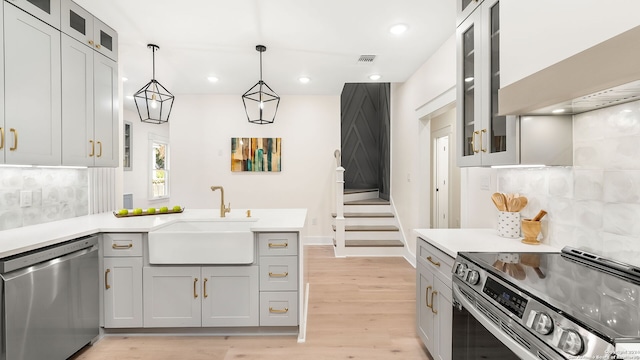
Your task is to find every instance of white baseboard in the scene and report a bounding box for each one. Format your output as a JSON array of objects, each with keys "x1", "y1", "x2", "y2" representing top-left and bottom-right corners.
[{"x1": 304, "y1": 236, "x2": 333, "y2": 246}]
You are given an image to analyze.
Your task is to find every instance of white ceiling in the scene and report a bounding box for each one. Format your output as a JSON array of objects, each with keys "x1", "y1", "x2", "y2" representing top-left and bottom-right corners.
[{"x1": 74, "y1": 0, "x2": 456, "y2": 100}]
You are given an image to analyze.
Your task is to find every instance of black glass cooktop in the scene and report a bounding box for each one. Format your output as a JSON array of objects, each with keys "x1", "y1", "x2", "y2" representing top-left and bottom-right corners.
[{"x1": 459, "y1": 251, "x2": 640, "y2": 339}]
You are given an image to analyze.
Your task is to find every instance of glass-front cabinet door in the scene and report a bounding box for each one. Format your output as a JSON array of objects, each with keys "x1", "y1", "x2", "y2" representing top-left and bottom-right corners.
[
  {"x1": 457, "y1": 0, "x2": 483, "y2": 26},
  {"x1": 6, "y1": 0, "x2": 60, "y2": 28},
  {"x1": 456, "y1": 0, "x2": 517, "y2": 167}
]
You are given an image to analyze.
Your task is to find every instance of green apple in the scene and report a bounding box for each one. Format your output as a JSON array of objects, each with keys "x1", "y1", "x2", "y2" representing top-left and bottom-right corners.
[
  {"x1": 159, "y1": 206, "x2": 169, "y2": 213},
  {"x1": 172, "y1": 205, "x2": 182, "y2": 212},
  {"x1": 118, "y1": 209, "x2": 129, "y2": 216},
  {"x1": 132, "y1": 208, "x2": 143, "y2": 215},
  {"x1": 147, "y1": 207, "x2": 156, "y2": 214}
]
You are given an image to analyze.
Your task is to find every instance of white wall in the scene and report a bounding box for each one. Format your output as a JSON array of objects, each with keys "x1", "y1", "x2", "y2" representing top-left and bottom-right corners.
[
  {"x1": 391, "y1": 35, "x2": 457, "y2": 256},
  {"x1": 122, "y1": 109, "x2": 170, "y2": 210},
  {"x1": 501, "y1": 0, "x2": 640, "y2": 86},
  {"x1": 168, "y1": 94, "x2": 340, "y2": 241}
]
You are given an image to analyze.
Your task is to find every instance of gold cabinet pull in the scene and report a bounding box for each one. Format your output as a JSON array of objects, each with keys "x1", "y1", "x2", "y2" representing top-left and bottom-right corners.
[
  {"x1": 426, "y1": 256, "x2": 441, "y2": 267},
  {"x1": 203, "y1": 278, "x2": 208, "y2": 298},
  {"x1": 89, "y1": 140, "x2": 95, "y2": 157},
  {"x1": 97, "y1": 141, "x2": 103, "y2": 157},
  {"x1": 88, "y1": 40, "x2": 94, "y2": 45},
  {"x1": 9, "y1": 128, "x2": 17, "y2": 151},
  {"x1": 105, "y1": 269, "x2": 111, "y2": 289},
  {"x1": 481, "y1": 129, "x2": 487, "y2": 153},
  {"x1": 193, "y1": 278, "x2": 199, "y2": 298},
  {"x1": 112, "y1": 243, "x2": 133, "y2": 249},
  {"x1": 471, "y1": 130, "x2": 480, "y2": 154},
  {"x1": 269, "y1": 272, "x2": 289, "y2": 278},
  {"x1": 96, "y1": 44, "x2": 102, "y2": 49},
  {"x1": 269, "y1": 307, "x2": 289, "y2": 314},
  {"x1": 268, "y1": 242, "x2": 288, "y2": 248},
  {"x1": 425, "y1": 285, "x2": 432, "y2": 309},
  {"x1": 0, "y1": 127, "x2": 4, "y2": 150},
  {"x1": 431, "y1": 291, "x2": 438, "y2": 314}
]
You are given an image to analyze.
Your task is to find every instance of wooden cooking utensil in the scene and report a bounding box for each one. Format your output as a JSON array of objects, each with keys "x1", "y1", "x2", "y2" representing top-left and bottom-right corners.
[
  {"x1": 508, "y1": 198, "x2": 521, "y2": 213},
  {"x1": 517, "y1": 197, "x2": 528, "y2": 212},
  {"x1": 491, "y1": 193, "x2": 507, "y2": 212},
  {"x1": 532, "y1": 210, "x2": 548, "y2": 221}
]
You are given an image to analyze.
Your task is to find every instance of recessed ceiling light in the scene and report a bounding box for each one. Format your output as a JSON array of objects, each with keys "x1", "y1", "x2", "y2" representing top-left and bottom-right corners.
[
  {"x1": 299, "y1": 77, "x2": 310, "y2": 84},
  {"x1": 552, "y1": 109, "x2": 566, "y2": 114},
  {"x1": 122, "y1": 77, "x2": 128, "y2": 82},
  {"x1": 207, "y1": 76, "x2": 219, "y2": 83},
  {"x1": 369, "y1": 74, "x2": 381, "y2": 81},
  {"x1": 389, "y1": 24, "x2": 408, "y2": 35}
]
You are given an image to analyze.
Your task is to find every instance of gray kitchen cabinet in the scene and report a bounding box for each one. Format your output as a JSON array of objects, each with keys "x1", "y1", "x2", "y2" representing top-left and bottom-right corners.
[
  {"x1": 62, "y1": 34, "x2": 118, "y2": 167},
  {"x1": 61, "y1": 0, "x2": 118, "y2": 61},
  {"x1": 3, "y1": 2, "x2": 61, "y2": 165},
  {"x1": 5, "y1": 0, "x2": 60, "y2": 29},
  {"x1": 143, "y1": 265, "x2": 259, "y2": 328},
  {"x1": 0, "y1": 3, "x2": 4, "y2": 164},
  {"x1": 102, "y1": 233, "x2": 144, "y2": 328},
  {"x1": 258, "y1": 232, "x2": 299, "y2": 327},
  {"x1": 457, "y1": 0, "x2": 518, "y2": 167},
  {"x1": 416, "y1": 237, "x2": 453, "y2": 360}
]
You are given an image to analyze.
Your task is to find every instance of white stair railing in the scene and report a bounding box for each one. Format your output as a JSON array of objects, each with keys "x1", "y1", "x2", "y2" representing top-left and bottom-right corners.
[{"x1": 334, "y1": 150, "x2": 346, "y2": 257}]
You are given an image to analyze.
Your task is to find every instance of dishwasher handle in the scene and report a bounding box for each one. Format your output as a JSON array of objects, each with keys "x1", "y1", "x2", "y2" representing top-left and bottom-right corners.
[{"x1": 0, "y1": 244, "x2": 98, "y2": 280}]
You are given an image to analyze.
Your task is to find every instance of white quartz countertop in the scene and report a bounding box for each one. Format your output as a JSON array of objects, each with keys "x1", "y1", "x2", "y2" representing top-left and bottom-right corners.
[
  {"x1": 0, "y1": 208, "x2": 307, "y2": 259},
  {"x1": 414, "y1": 228, "x2": 560, "y2": 259}
]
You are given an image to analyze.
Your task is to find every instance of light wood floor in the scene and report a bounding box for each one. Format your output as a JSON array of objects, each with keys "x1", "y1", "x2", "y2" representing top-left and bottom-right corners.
[{"x1": 71, "y1": 246, "x2": 430, "y2": 360}]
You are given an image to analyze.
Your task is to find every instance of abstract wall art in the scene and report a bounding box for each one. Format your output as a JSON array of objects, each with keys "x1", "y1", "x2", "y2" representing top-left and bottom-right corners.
[{"x1": 231, "y1": 137, "x2": 281, "y2": 172}]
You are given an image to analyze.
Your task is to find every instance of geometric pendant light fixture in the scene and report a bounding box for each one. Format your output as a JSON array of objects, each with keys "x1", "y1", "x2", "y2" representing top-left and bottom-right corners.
[
  {"x1": 134, "y1": 44, "x2": 175, "y2": 124},
  {"x1": 241, "y1": 45, "x2": 280, "y2": 124}
]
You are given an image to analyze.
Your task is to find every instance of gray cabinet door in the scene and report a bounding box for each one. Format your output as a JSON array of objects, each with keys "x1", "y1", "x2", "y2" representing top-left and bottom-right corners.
[
  {"x1": 201, "y1": 266, "x2": 259, "y2": 327},
  {"x1": 6, "y1": 0, "x2": 60, "y2": 29},
  {"x1": 4, "y1": 4, "x2": 61, "y2": 165},
  {"x1": 62, "y1": 34, "x2": 94, "y2": 166},
  {"x1": 103, "y1": 257, "x2": 143, "y2": 328},
  {"x1": 93, "y1": 53, "x2": 118, "y2": 167},
  {"x1": 0, "y1": 3, "x2": 4, "y2": 163},
  {"x1": 143, "y1": 266, "x2": 201, "y2": 327}
]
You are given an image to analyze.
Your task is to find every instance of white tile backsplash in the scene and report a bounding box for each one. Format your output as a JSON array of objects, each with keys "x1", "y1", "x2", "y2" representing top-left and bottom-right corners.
[
  {"x1": 0, "y1": 168, "x2": 89, "y2": 231},
  {"x1": 497, "y1": 100, "x2": 640, "y2": 267}
]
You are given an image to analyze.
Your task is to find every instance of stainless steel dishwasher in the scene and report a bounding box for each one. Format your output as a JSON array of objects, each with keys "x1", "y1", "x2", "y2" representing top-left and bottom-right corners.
[{"x1": 0, "y1": 235, "x2": 99, "y2": 360}]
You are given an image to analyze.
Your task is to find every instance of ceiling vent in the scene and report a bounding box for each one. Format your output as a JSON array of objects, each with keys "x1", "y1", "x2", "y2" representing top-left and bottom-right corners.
[{"x1": 357, "y1": 55, "x2": 376, "y2": 64}]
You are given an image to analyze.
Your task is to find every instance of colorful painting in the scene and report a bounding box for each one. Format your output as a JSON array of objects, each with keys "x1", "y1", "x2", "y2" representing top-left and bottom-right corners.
[{"x1": 231, "y1": 138, "x2": 281, "y2": 172}]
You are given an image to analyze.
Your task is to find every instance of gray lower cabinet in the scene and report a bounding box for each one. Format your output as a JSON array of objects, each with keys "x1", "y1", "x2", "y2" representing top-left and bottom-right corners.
[
  {"x1": 143, "y1": 265, "x2": 259, "y2": 328},
  {"x1": 258, "y1": 233, "x2": 299, "y2": 327}
]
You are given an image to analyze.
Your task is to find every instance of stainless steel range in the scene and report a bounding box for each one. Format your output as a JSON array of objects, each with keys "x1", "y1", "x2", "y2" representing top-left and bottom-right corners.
[{"x1": 452, "y1": 247, "x2": 640, "y2": 360}]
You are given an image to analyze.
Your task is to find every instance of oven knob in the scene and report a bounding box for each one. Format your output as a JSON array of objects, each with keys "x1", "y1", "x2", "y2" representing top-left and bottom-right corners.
[
  {"x1": 455, "y1": 263, "x2": 467, "y2": 278},
  {"x1": 557, "y1": 329, "x2": 584, "y2": 356},
  {"x1": 467, "y1": 270, "x2": 480, "y2": 285},
  {"x1": 531, "y1": 312, "x2": 554, "y2": 335}
]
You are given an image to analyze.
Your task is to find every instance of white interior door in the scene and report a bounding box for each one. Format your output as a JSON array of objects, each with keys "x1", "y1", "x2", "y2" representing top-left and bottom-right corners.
[{"x1": 435, "y1": 135, "x2": 450, "y2": 228}]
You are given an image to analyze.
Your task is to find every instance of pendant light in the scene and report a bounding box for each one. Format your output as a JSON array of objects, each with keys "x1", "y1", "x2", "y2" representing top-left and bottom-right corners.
[
  {"x1": 242, "y1": 45, "x2": 280, "y2": 124},
  {"x1": 134, "y1": 44, "x2": 175, "y2": 124}
]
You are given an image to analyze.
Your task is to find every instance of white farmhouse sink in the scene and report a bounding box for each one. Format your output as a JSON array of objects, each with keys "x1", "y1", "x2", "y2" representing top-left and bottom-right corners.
[{"x1": 148, "y1": 218, "x2": 257, "y2": 264}]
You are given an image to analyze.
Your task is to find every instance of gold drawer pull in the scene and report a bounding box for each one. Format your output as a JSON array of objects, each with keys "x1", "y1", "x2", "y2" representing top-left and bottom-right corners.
[
  {"x1": 89, "y1": 140, "x2": 95, "y2": 157},
  {"x1": 269, "y1": 307, "x2": 289, "y2": 314},
  {"x1": 0, "y1": 127, "x2": 4, "y2": 150},
  {"x1": 96, "y1": 44, "x2": 102, "y2": 49},
  {"x1": 425, "y1": 285, "x2": 432, "y2": 309},
  {"x1": 426, "y1": 256, "x2": 441, "y2": 267},
  {"x1": 203, "y1": 278, "x2": 208, "y2": 298},
  {"x1": 112, "y1": 243, "x2": 133, "y2": 249},
  {"x1": 89, "y1": 40, "x2": 94, "y2": 45},
  {"x1": 268, "y1": 242, "x2": 288, "y2": 248},
  {"x1": 431, "y1": 291, "x2": 439, "y2": 314},
  {"x1": 105, "y1": 269, "x2": 111, "y2": 289},
  {"x1": 269, "y1": 272, "x2": 289, "y2": 278},
  {"x1": 194, "y1": 278, "x2": 198, "y2": 298},
  {"x1": 97, "y1": 141, "x2": 103, "y2": 157}
]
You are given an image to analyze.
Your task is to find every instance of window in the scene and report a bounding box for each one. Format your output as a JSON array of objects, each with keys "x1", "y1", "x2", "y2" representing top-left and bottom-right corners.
[{"x1": 149, "y1": 134, "x2": 169, "y2": 200}]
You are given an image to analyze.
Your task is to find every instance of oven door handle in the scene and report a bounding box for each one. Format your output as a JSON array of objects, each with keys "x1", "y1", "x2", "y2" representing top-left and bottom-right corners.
[{"x1": 452, "y1": 283, "x2": 540, "y2": 360}]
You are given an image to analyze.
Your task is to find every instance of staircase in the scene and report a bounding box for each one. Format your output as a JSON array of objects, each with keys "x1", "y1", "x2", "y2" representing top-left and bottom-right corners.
[{"x1": 332, "y1": 189, "x2": 405, "y2": 257}]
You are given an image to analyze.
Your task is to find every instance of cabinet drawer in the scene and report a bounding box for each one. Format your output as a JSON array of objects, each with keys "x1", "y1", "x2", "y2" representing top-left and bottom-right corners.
[
  {"x1": 259, "y1": 292, "x2": 298, "y2": 327},
  {"x1": 258, "y1": 233, "x2": 298, "y2": 256},
  {"x1": 417, "y1": 238, "x2": 454, "y2": 284},
  {"x1": 103, "y1": 233, "x2": 143, "y2": 257},
  {"x1": 259, "y1": 256, "x2": 298, "y2": 291}
]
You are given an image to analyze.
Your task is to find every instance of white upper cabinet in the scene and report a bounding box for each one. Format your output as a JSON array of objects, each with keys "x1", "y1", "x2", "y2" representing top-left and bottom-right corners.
[
  {"x1": 3, "y1": 2, "x2": 61, "y2": 165},
  {"x1": 456, "y1": 0, "x2": 483, "y2": 27},
  {"x1": 61, "y1": 0, "x2": 117, "y2": 61},
  {"x1": 5, "y1": 0, "x2": 60, "y2": 28}
]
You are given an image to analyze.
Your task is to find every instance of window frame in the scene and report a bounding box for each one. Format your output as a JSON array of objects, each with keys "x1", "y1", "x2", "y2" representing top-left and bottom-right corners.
[{"x1": 148, "y1": 133, "x2": 170, "y2": 201}]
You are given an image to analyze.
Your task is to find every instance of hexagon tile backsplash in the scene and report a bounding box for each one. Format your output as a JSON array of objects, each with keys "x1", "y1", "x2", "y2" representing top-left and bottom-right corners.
[
  {"x1": 0, "y1": 168, "x2": 89, "y2": 231},
  {"x1": 497, "y1": 100, "x2": 640, "y2": 268}
]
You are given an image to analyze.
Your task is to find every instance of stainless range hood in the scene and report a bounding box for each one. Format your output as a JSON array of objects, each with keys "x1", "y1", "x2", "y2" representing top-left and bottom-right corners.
[{"x1": 499, "y1": 24, "x2": 640, "y2": 116}]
